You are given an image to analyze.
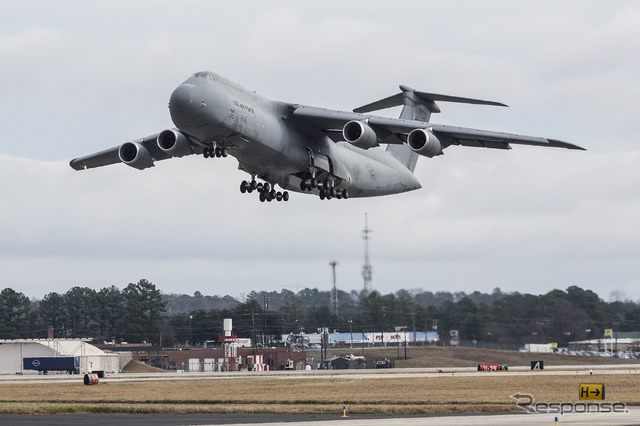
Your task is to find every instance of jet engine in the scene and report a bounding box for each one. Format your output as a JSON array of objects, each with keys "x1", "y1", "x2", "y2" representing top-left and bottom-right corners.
[
  {"x1": 407, "y1": 129, "x2": 443, "y2": 158},
  {"x1": 157, "y1": 129, "x2": 192, "y2": 157},
  {"x1": 342, "y1": 120, "x2": 379, "y2": 149},
  {"x1": 118, "y1": 142, "x2": 154, "y2": 170}
]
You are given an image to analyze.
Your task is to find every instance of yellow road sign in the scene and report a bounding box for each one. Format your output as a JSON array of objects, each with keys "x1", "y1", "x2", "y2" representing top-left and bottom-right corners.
[{"x1": 579, "y1": 383, "x2": 605, "y2": 400}]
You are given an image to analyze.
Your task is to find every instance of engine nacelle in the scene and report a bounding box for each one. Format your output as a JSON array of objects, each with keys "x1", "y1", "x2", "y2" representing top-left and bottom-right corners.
[
  {"x1": 118, "y1": 142, "x2": 154, "y2": 170},
  {"x1": 157, "y1": 129, "x2": 192, "y2": 157},
  {"x1": 342, "y1": 120, "x2": 379, "y2": 149},
  {"x1": 407, "y1": 129, "x2": 443, "y2": 158}
]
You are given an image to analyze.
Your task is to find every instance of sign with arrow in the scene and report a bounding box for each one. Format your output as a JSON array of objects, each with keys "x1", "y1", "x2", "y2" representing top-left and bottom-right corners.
[{"x1": 579, "y1": 383, "x2": 605, "y2": 400}]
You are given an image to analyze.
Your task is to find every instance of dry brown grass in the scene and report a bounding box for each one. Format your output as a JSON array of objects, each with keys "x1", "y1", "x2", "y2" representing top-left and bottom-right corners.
[{"x1": 1, "y1": 373, "x2": 638, "y2": 415}]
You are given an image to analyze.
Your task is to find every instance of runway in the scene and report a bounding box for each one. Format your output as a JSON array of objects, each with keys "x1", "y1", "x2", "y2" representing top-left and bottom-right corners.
[{"x1": 2, "y1": 410, "x2": 640, "y2": 425}]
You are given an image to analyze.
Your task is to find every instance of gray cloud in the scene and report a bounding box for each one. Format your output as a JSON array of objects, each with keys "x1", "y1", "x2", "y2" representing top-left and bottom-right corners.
[{"x1": 0, "y1": 1, "x2": 639, "y2": 302}]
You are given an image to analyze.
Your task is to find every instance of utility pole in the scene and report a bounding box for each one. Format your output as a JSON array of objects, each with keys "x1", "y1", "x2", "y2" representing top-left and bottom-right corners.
[
  {"x1": 263, "y1": 294, "x2": 270, "y2": 347},
  {"x1": 251, "y1": 308, "x2": 256, "y2": 350},
  {"x1": 330, "y1": 261, "x2": 338, "y2": 316},
  {"x1": 362, "y1": 213, "x2": 373, "y2": 294}
]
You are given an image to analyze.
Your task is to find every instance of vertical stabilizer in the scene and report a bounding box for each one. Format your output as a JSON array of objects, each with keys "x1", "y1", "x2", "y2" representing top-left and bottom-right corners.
[
  {"x1": 354, "y1": 86, "x2": 506, "y2": 173},
  {"x1": 385, "y1": 86, "x2": 432, "y2": 172}
]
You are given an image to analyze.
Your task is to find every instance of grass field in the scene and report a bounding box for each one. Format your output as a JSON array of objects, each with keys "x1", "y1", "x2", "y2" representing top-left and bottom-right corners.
[
  {"x1": 323, "y1": 345, "x2": 640, "y2": 368},
  {"x1": 1, "y1": 372, "x2": 638, "y2": 415}
]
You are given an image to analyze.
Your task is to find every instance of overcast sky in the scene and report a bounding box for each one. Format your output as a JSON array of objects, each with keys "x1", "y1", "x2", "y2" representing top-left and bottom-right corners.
[{"x1": 1, "y1": 1, "x2": 639, "y2": 303}]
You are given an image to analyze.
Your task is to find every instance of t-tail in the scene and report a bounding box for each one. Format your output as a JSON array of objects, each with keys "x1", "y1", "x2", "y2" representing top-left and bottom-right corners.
[{"x1": 354, "y1": 86, "x2": 507, "y2": 172}]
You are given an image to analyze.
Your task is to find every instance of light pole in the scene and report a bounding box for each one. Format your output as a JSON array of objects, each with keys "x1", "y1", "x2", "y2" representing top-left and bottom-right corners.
[
  {"x1": 349, "y1": 320, "x2": 353, "y2": 349},
  {"x1": 404, "y1": 328, "x2": 407, "y2": 360}
]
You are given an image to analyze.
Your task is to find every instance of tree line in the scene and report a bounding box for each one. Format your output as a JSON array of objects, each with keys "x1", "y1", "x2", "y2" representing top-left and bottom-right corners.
[{"x1": 2, "y1": 281, "x2": 639, "y2": 348}]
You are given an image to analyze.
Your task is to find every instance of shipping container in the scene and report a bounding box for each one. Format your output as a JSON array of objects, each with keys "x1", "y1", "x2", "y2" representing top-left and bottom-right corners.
[{"x1": 23, "y1": 356, "x2": 79, "y2": 373}]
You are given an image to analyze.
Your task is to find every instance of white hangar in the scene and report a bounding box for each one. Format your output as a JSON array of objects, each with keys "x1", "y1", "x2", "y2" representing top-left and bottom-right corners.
[{"x1": 0, "y1": 339, "x2": 129, "y2": 376}]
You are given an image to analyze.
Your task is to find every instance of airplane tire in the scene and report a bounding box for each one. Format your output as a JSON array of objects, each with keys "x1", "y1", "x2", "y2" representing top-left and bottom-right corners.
[
  {"x1": 319, "y1": 190, "x2": 325, "y2": 200},
  {"x1": 203, "y1": 148, "x2": 210, "y2": 158},
  {"x1": 250, "y1": 180, "x2": 257, "y2": 190},
  {"x1": 240, "y1": 181, "x2": 248, "y2": 193},
  {"x1": 343, "y1": 190, "x2": 349, "y2": 199},
  {"x1": 259, "y1": 192, "x2": 266, "y2": 202},
  {"x1": 311, "y1": 178, "x2": 317, "y2": 188},
  {"x1": 300, "y1": 180, "x2": 307, "y2": 191},
  {"x1": 330, "y1": 188, "x2": 336, "y2": 197},
  {"x1": 276, "y1": 192, "x2": 282, "y2": 201},
  {"x1": 283, "y1": 191, "x2": 289, "y2": 201},
  {"x1": 221, "y1": 148, "x2": 228, "y2": 157}
]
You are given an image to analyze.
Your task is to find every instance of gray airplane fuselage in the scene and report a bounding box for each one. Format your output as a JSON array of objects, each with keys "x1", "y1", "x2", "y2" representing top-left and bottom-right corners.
[
  {"x1": 70, "y1": 71, "x2": 582, "y2": 202},
  {"x1": 168, "y1": 72, "x2": 421, "y2": 197}
]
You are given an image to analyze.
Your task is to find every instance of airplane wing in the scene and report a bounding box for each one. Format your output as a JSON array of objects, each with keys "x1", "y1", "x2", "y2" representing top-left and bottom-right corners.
[
  {"x1": 291, "y1": 105, "x2": 585, "y2": 151},
  {"x1": 70, "y1": 132, "x2": 174, "y2": 171}
]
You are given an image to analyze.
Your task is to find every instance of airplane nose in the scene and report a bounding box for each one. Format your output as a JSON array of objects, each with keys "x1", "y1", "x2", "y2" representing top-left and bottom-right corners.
[{"x1": 169, "y1": 84, "x2": 206, "y2": 128}]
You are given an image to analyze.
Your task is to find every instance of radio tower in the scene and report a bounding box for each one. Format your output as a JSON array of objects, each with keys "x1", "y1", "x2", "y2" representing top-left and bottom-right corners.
[
  {"x1": 329, "y1": 261, "x2": 338, "y2": 315},
  {"x1": 362, "y1": 213, "x2": 373, "y2": 294}
]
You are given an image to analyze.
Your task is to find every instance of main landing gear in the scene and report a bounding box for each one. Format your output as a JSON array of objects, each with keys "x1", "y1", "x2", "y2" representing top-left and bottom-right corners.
[
  {"x1": 203, "y1": 146, "x2": 227, "y2": 158},
  {"x1": 300, "y1": 178, "x2": 349, "y2": 201},
  {"x1": 240, "y1": 179, "x2": 289, "y2": 202}
]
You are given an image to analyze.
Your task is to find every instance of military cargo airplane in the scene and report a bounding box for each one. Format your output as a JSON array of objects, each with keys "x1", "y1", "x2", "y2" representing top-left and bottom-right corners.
[{"x1": 70, "y1": 72, "x2": 584, "y2": 202}]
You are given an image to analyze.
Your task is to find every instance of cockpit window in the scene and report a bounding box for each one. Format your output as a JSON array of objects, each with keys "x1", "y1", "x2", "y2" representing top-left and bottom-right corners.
[{"x1": 192, "y1": 72, "x2": 215, "y2": 80}]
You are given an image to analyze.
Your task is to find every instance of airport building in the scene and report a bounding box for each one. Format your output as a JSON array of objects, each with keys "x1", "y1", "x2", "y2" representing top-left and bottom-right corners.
[
  {"x1": 0, "y1": 339, "x2": 127, "y2": 376},
  {"x1": 284, "y1": 331, "x2": 439, "y2": 348},
  {"x1": 97, "y1": 344, "x2": 307, "y2": 371}
]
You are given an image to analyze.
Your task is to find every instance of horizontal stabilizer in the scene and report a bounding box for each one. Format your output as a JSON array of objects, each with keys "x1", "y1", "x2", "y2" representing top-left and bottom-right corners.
[{"x1": 354, "y1": 86, "x2": 507, "y2": 114}]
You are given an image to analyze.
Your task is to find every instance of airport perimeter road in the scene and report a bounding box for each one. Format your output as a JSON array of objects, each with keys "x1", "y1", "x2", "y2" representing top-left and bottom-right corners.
[{"x1": 3, "y1": 364, "x2": 640, "y2": 385}]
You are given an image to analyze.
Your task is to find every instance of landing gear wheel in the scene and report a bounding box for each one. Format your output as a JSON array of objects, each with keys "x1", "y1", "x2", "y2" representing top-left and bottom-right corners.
[
  {"x1": 250, "y1": 180, "x2": 257, "y2": 190},
  {"x1": 342, "y1": 189, "x2": 349, "y2": 199},
  {"x1": 300, "y1": 180, "x2": 307, "y2": 191},
  {"x1": 203, "y1": 148, "x2": 210, "y2": 158},
  {"x1": 319, "y1": 189, "x2": 326, "y2": 200},
  {"x1": 282, "y1": 191, "x2": 289, "y2": 201},
  {"x1": 330, "y1": 188, "x2": 336, "y2": 197},
  {"x1": 276, "y1": 192, "x2": 283, "y2": 202},
  {"x1": 259, "y1": 192, "x2": 266, "y2": 202},
  {"x1": 221, "y1": 147, "x2": 228, "y2": 157},
  {"x1": 240, "y1": 181, "x2": 248, "y2": 193}
]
